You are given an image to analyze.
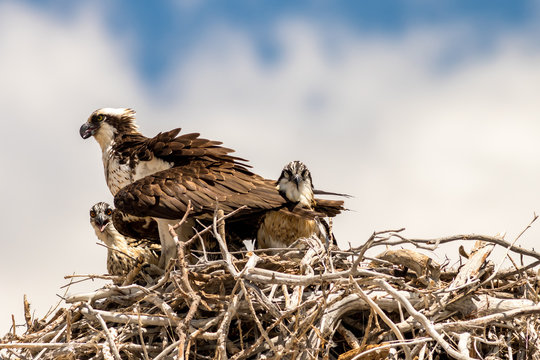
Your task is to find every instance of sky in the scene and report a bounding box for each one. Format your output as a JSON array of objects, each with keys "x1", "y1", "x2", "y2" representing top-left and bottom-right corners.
[{"x1": 2, "y1": 0, "x2": 540, "y2": 332}]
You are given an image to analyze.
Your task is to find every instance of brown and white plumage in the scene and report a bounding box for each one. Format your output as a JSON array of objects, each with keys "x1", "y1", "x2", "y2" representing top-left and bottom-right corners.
[
  {"x1": 89, "y1": 202, "x2": 159, "y2": 282},
  {"x1": 111, "y1": 210, "x2": 160, "y2": 243},
  {"x1": 257, "y1": 161, "x2": 342, "y2": 249},
  {"x1": 80, "y1": 109, "x2": 345, "y2": 265}
]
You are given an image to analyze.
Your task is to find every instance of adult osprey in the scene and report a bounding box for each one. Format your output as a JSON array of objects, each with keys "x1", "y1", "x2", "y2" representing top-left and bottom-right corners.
[
  {"x1": 257, "y1": 161, "x2": 344, "y2": 249},
  {"x1": 80, "y1": 108, "x2": 345, "y2": 265},
  {"x1": 89, "y1": 202, "x2": 159, "y2": 283}
]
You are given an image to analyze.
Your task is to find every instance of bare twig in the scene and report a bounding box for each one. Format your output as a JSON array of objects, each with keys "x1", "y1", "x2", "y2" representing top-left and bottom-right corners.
[
  {"x1": 5, "y1": 225, "x2": 540, "y2": 360},
  {"x1": 216, "y1": 287, "x2": 243, "y2": 360},
  {"x1": 374, "y1": 279, "x2": 474, "y2": 360},
  {"x1": 82, "y1": 303, "x2": 121, "y2": 360},
  {"x1": 352, "y1": 279, "x2": 412, "y2": 360},
  {"x1": 135, "y1": 306, "x2": 150, "y2": 360}
]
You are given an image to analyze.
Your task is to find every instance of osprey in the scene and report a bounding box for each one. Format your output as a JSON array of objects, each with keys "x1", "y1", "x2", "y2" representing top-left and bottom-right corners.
[
  {"x1": 89, "y1": 202, "x2": 159, "y2": 283},
  {"x1": 257, "y1": 161, "x2": 343, "y2": 249},
  {"x1": 80, "y1": 108, "x2": 346, "y2": 265}
]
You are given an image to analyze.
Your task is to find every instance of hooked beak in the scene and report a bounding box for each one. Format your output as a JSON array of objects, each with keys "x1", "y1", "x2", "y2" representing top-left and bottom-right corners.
[
  {"x1": 95, "y1": 217, "x2": 110, "y2": 232},
  {"x1": 80, "y1": 122, "x2": 98, "y2": 139},
  {"x1": 293, "y1": 175, "x2": 301, "y2": 187}
]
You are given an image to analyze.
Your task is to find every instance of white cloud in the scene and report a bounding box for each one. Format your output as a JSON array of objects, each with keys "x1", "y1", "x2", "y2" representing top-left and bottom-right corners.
[
  {"x1": 2, "y1": 2, "x2": 540, "y2": 331},
  {"x1": 0, "y1": 1, "x2": 147, "y2": 331}
]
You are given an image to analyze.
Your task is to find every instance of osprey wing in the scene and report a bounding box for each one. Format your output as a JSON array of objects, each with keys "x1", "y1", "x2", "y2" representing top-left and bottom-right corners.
[
  {"x1": 111, "y1": 210, "x2": 160, "y2": 243},
  {"x1": 312, "y1": 198, "x2": 347, "y2": 217},
  {"x1": 114, "y1": 161, "x2": 285, "y2": 220},
  {"x1": 114, "y1": 128, "x2": 250, "y2": 167}
]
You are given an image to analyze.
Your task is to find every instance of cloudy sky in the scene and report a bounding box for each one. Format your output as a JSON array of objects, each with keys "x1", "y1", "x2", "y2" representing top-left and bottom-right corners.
[{"x1": 2, "y1": 0, "x2": 540, "y2": 331}]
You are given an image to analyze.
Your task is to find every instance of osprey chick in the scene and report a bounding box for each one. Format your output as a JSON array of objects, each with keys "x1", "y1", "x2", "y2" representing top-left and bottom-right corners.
[
  {"x1": 277, "y1": 160, "x2": 314, "y2": 207},
  {"x1": 257, "y1": 161, "x2": 339, "y2": 249},
  {"x1": 89, "y1": 202, "x2": 159, "y2": 283}
]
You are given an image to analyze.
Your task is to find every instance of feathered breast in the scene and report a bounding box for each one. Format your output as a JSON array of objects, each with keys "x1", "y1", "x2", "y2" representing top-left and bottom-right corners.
[{"x1": 257, "y1": 210, "x2": 321, "y2": 249}]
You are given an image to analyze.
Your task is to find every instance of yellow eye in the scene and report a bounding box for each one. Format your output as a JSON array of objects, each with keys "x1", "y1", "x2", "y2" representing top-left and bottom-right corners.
[
  {"x1": 97, "y1": 114, "x2": 104, "y2": 121},
  {"x1": 105, "y1": 209, "x2": 112, "y2": 216},
  {"x1": 90, "y1": 210, "x2": 96, "y2": 218}
]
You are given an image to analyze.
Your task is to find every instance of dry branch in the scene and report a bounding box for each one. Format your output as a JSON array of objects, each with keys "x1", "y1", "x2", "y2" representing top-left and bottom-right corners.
[{"x1": 3, "y1": 214, "x2": 540, "y2": 360}]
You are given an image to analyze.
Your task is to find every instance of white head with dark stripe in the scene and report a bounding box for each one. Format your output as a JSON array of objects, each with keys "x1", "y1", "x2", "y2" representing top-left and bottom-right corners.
[
  {"x1": 80, "y1": 108, "x2": 138, "y2": 151},
  {"x1": 89, "y1": 202, "x2": 114, "y2": 233},
  {"x1": 277, "y1": 160, "x2": 314, "y2": 207}
]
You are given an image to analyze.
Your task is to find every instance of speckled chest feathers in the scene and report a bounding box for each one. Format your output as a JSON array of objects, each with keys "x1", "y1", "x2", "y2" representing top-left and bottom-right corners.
[{"x1": 103, "y1": 143, "x2": 172, "y2": 196}]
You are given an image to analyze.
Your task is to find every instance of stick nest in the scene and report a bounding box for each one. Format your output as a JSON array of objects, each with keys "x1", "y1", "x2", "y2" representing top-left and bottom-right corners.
[{"x1": 3, "y1": 212, "x2": 540, "y2": 360}]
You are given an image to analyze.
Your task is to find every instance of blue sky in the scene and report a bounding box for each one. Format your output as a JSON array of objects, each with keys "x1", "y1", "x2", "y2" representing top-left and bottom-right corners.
[
  {"x1": 3, "y1": 0, "x2": 540, "y2": 333},
  {"x1": 21, "y1": 0, "x2": 539, "y2": 82}
]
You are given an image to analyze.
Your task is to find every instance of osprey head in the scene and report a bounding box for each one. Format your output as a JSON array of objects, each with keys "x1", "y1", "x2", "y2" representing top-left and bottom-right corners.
[
  {"x1": 277, "y1": 160, "x2": 314, "y2": 206},
  {"x1": 80, "y1": 108, "x2": 138, "y2": 147},
  {"x1": 89, "y1": 202, "x2": 114, "y2": 233}
]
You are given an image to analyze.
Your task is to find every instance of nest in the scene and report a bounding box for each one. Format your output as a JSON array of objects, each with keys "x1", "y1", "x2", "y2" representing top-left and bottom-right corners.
[{"x1": 3, "y1": 210, "x2": 540, "y2": 360}]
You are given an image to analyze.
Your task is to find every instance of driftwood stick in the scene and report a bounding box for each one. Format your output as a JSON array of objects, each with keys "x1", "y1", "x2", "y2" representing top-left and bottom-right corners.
[
  {"x1": 122, "y1": 259, "x2": 144, "y2": 286},
  {"x1": 395, "y1": 297, "x2": 538, "y2": 334},
  {"x1": 65, "y1": 285, "x2": 141, "y2": 303},
  {"x1": 376, "y1": 233, "x2": 540, "y2": 261},
  {"x1": 82, "y1": 304, "x2": 121, "y2": 360},
  {"x1": 450, "y1": 241, "x2": 494, "y2": 289},
  {"x1": 216, "y1": 289, "x2": 243, "y2": 360},
  {"x1": 0, "y1": 343, "x2": 96, "y2": 350},
  {"x1": 480, "y1": 214, "x2": 538, "y2": 287},
  {"x1": 217, "y1": 209, "x2": 228, "y2": 252},
  {"x1": 427, "y1": 240, "x2": 494, "y2": 319},
  {"x1": 143, "y1": 292, "x2": 178, "y2": 322},
  {"x1": 291, "y1": 239, "x2": 320, "y2": 309},
  {"x1": 495, "y1": 260, "x2": 540, "y2": 279},
  {"x1": 230, "y1": 298, "x2": 323, "y2": 360},
  {"x1": 63, "y1": 273, "x2": 121, "y2": 281},
  {"x1": 212, "y1": 209, "x2": 239, "y2": 278},
  {"x1": 20, "y1": 311, "x2": 67, "y2": 342},
  {"x1": 23, "y1": 295, "x2": 32, "y2": 332},
  {"x1": 177, "y1": 294, "x2": 201, "y2": 360},
  {"x1": 242, "y1": 282, "x2": 286, "y2": 336},
  {"x1": 350, "y1": 231, "x2": 376, "y2": 274},
  {"x1": 184, "y1": 205, "x2": 249, "y2": 249},
  {"x1": 169, "y1": 198, "x2": 201, "y2": 358},
  {"x1": 353, "y1": 280, "x2": 412, "y2": 360},
  {"x1": 79, "y1": 307, "x2": 180, "y2": 327},
  {"x1": 359, "y1": 310, "x2": 374, "y2": 350},
  {"x1": 65, "y1": 309, "x2": 72, "y2": 343},
  {"x1": 241, "y1": 266, "x2": 394, "y2": 286},
  {"x1": 284, "y1": 298, "x2": 324, "y2": 358},
  {"x1": 0, "y1": 342, "x2": 162, "y2": 351},
  {"x1": 32, "y1": 324, "x2": 66, "y2": 360},
  {"x1": 374, "y1": 279, "x2": 474, "y2": 360},
  {"x1": 135, "y1": 306, "x2": 150, "y2": 360},
  {"x1": 337, "y1": 323, "x2": 361, "y2": 349},
  {"x1": 170, "y1": 200, "x2": 196, "y2": 297},
  {"x1": 240, "y1": 281, "x2": 277, "y2": 353},
  {"x1": 350, "y1": 338, "x2": 434, "y2": 360},
  {"x1": 11, "y1": 315, "x2": 16, "y2": 337},
  {"x1": 437, "y1": 305, "x2": 540, "y2": 331},
  {"x1": 153, "y1": 316, "x2": 223, "y2": 360},
  {"x1": 458, "y1": 333, "x2": 471, "y2": 358}
]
